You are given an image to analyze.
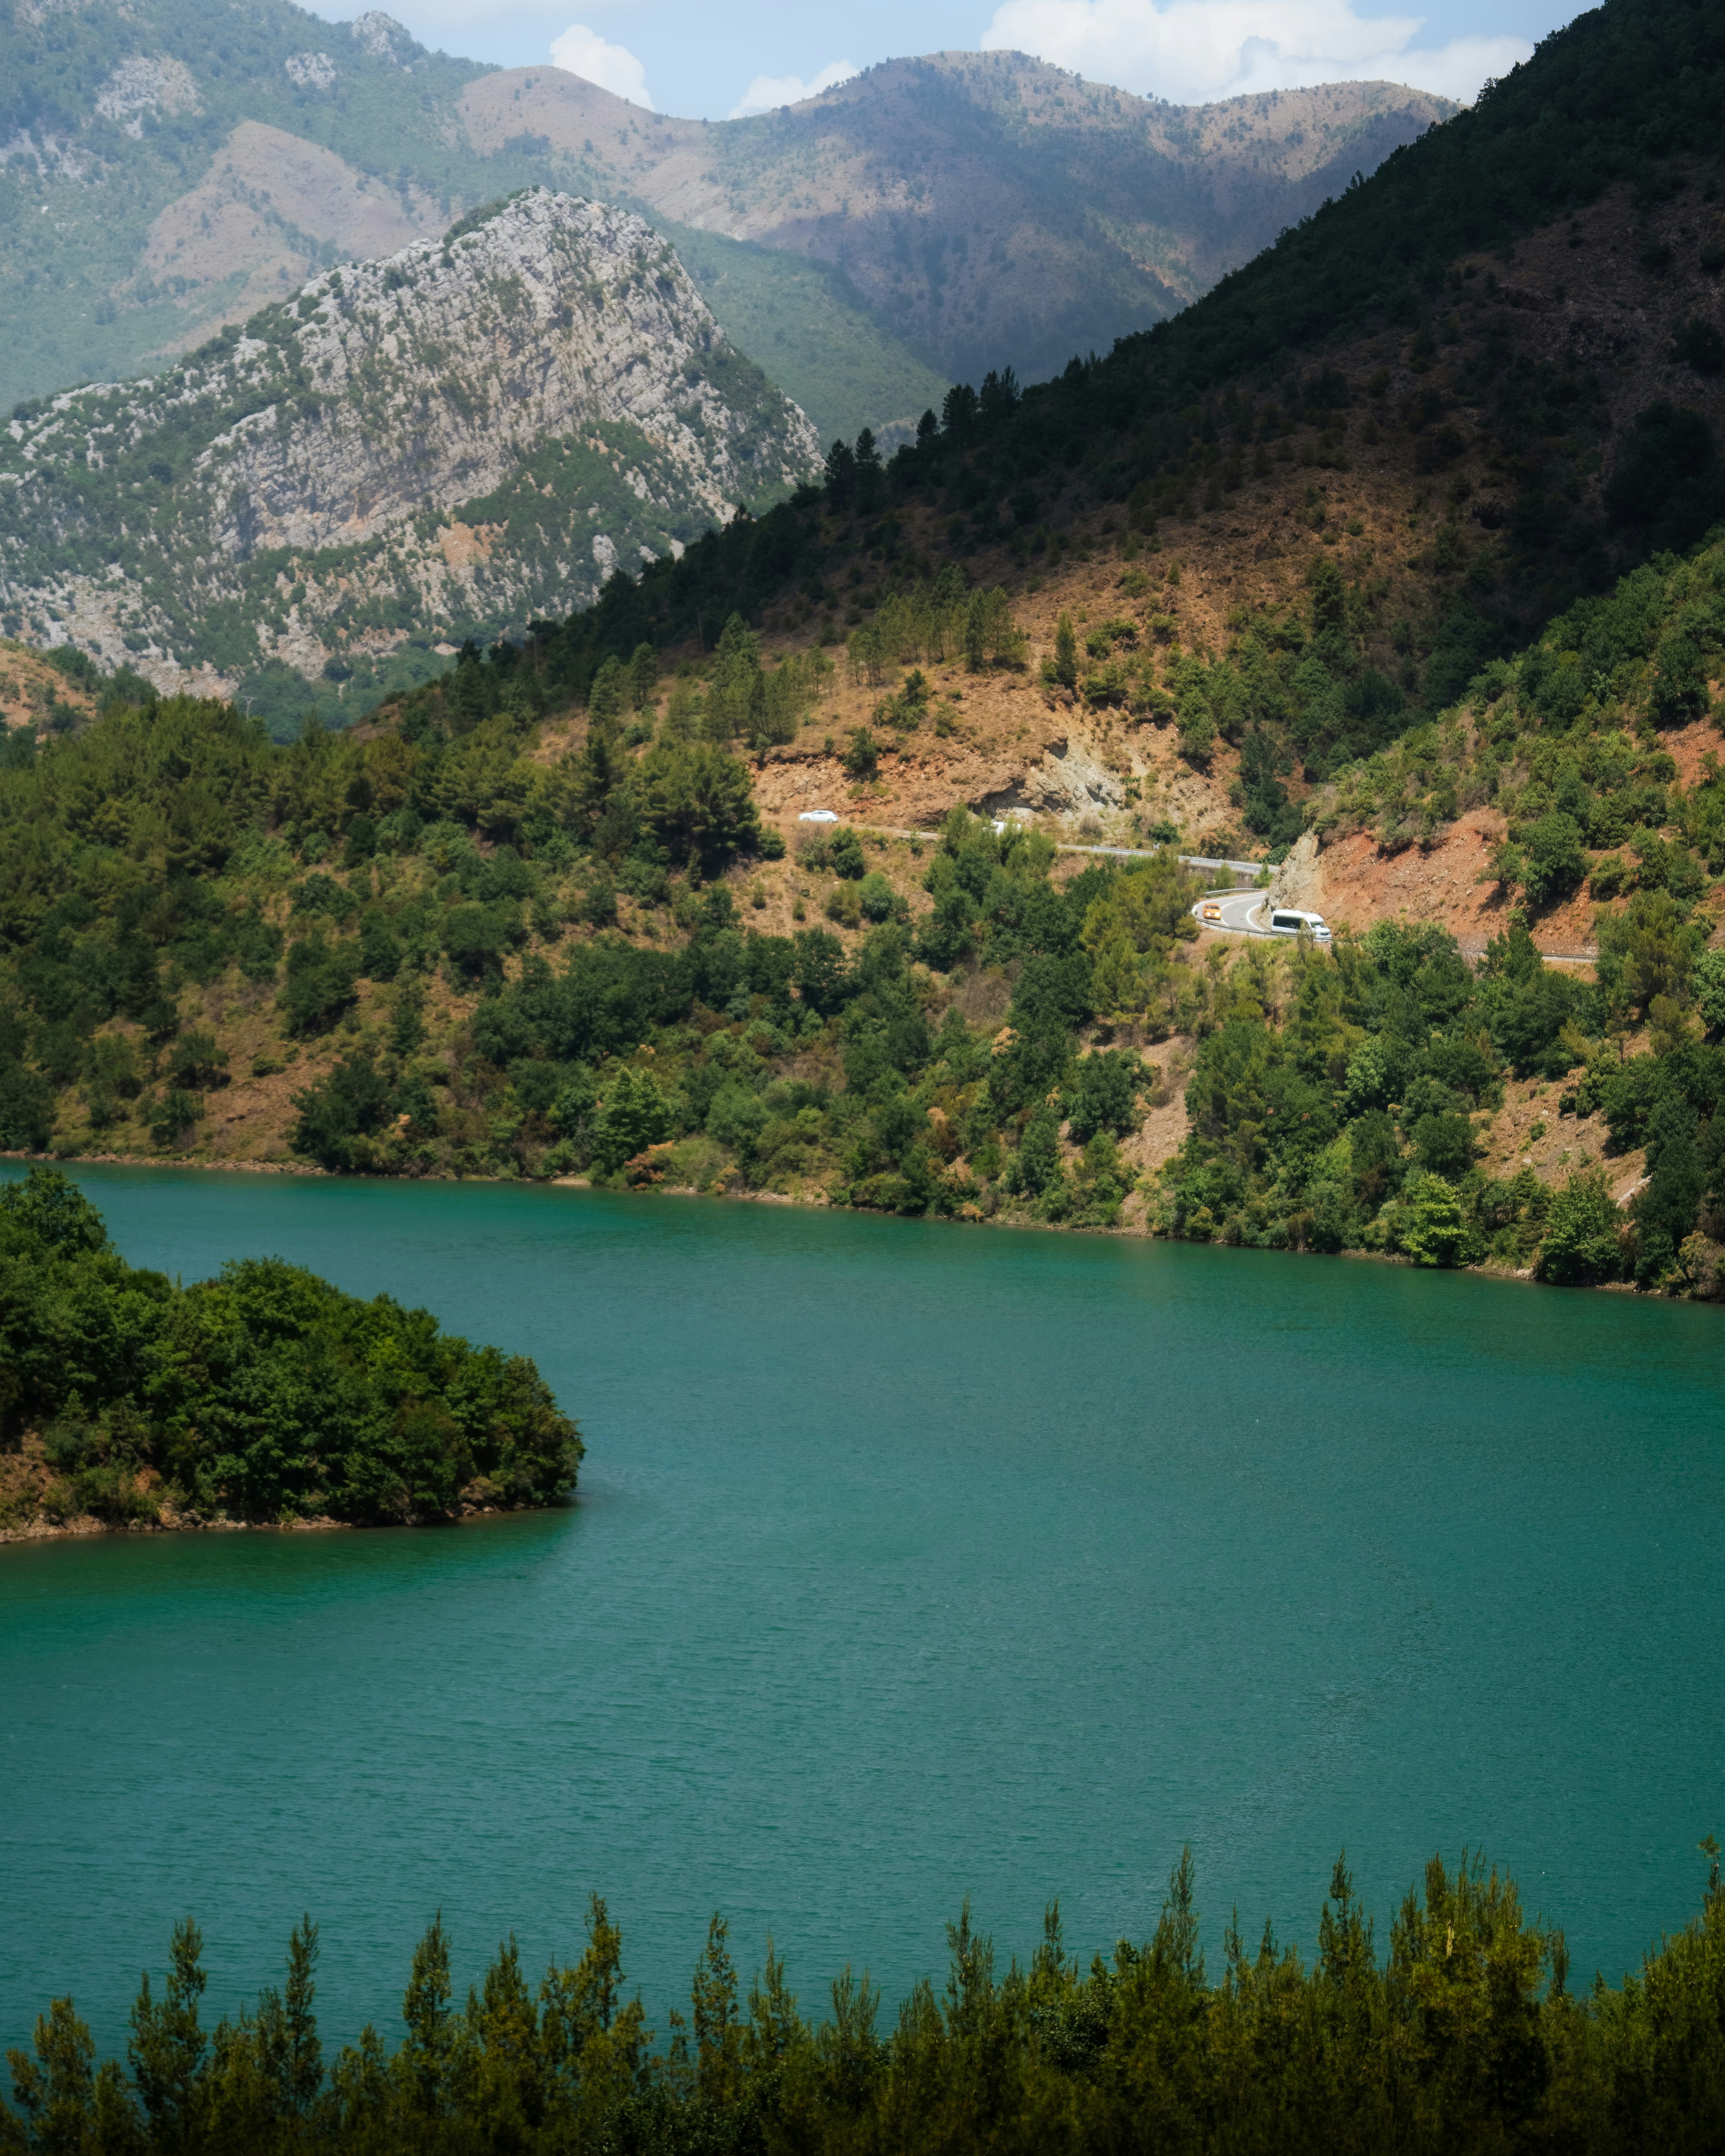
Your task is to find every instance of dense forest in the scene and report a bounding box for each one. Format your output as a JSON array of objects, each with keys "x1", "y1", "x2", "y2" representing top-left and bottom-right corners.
[
  {"x1": 0, "y1": 1168, "x2": 581, "y2": 1532},
  {"x1": 1153, "y1": 537, "x2": 1725, "y2": 1286},
  {"x1": 2, "y1": 521, "x2": 1722, "y2": 1289},
  {"x1": 10, "y1": 1842, "x2": 1725, "y2": 2153}
]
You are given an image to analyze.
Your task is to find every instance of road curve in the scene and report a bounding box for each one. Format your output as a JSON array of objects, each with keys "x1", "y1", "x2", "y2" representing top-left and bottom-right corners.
[
  {"x1": 1191, "y1": 890, "x2": 1275, "y2": 937},
  {"x1": 811, "y1": 817, "x2": 1600, "y2": 966},
  {"x1": 1191, "y1": 892, "x2": 1598, "y2": 965}
]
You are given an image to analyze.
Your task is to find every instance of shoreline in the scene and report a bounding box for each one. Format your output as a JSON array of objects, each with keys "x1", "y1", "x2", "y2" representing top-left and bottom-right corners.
[
  {"x1": 0, "y1": 1148, "x2": 1708, "y2": 1307},
  {"x1": 0, "y1": 1495, "x2": 577, "y2": 1551}
]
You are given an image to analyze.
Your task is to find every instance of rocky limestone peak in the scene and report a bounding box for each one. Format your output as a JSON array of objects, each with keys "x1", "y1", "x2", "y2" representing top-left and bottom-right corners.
[
  {"x1": 197, "y1": 186, "x2": 818, "y2": 558},
  {"x1": 0, "y1": 189, "x2": 821, "y2": 720}
]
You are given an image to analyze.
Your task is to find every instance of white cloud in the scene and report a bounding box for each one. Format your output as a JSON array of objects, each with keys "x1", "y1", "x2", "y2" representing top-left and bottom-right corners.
[
  {"x1": 548, "y1": 20, "x2": 654, "y2": 105},
  {"x1": 979, "y1": 0, "x2": 1530, "y2": 106},
  {"x1": 728, "y1": 60, "x2": 856, "y2": 119}
]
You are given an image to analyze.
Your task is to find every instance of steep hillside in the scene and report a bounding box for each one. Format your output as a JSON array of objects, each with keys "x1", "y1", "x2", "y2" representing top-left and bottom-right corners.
[
  {"x1": 3, "y1": 0, "x2": 1721, "y2": 1298},
  {"x1": 0, "y1": 0, "x2": 483, "y2": 403},
  {"x1": 0, "y1": 639, "x2": 103, "y2": 733},
  {"x1": 0, "y1": 526, "x2": 1720, "y2": 1299},
  {"x1": 0, "y1": 0, "x2": 1445, "y2": 431},
  {"x1": 0, "y1": 0, "x2": 940, "y2": 440},
  {"x1": 459, "y1": 57, "x2": 1453, "y2": 389},
  {"x1": 0, "y1": 190, "x2": 820, "y2": 727},
  {"x1": 524, "y1": 0, "x2": 1725, "y2": 885}
]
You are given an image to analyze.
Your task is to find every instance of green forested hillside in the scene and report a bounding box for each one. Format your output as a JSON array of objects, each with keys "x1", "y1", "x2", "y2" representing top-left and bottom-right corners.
[
  {"x1": 1095, "y1": 0, "x2": 1725, "y2": 408},
  {"x1": 1, "y1": 521, "x2": 1722, "y2": 1294},
  {"x1": 554, "y1": 0, "x2": 1725, "y2": 719},
  {"x1": 1145, "y1": 541, "x2": 1725, "y2": 1285},
  {"x1": 0, "y1": 1166, "x2": 581, "y2": 1532},
  {"x1": 10, "y1": 1845, "x2": 1725, "y2": 2151},
  {"x1": 3, "y1": 0, "x2": 1723, "y2": 1295}
]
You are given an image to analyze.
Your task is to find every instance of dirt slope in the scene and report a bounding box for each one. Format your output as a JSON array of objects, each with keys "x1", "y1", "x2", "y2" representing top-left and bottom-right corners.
[
  {"x1": 707, "y1": 156, "x2": 1725, "y2": 962},
  {"x1": 0, "y1": 643, "x2": 100, "y2": 733}
]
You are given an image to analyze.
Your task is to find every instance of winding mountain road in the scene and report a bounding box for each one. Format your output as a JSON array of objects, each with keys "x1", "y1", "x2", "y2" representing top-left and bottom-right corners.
[{"x1": 1191, "y1": 889, "x2": 1275, "y2": 937}]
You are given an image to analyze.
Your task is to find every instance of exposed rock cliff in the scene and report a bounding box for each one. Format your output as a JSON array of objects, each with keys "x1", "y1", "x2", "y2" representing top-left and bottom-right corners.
[{"x1": 0, "y1": 189, "x2": 821, "y2": 723}]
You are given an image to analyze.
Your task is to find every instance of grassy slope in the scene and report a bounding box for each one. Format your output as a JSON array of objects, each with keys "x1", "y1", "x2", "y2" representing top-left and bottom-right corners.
[{"x1": 657, "y1": 220, "x2": 950, "y2": 448}]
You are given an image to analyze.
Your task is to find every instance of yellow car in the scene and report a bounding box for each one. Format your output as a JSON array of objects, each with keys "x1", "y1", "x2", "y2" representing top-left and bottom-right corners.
[{"x1": 1201, "y1": 901, "x2": 1224, "y2": 922}]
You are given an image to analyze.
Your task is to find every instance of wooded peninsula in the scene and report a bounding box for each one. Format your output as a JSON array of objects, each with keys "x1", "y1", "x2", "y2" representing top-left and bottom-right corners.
[{"x1": 0, "y1": 1167, "x2": 581, "y2": 1536}]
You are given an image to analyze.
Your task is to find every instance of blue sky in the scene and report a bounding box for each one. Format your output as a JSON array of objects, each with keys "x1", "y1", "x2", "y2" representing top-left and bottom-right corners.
[{"x1": 311, "y1": 0, "x2": 1588, "y2": 121}]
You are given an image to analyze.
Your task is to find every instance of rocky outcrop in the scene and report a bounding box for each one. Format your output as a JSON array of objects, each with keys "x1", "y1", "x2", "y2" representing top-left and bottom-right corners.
[{"x1": 0, "y1": 190, "x2": 821, "y2": 713}]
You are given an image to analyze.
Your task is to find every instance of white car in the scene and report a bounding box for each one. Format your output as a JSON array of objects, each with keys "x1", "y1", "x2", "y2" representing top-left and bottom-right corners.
[
  {"x1": 1267, "y1": 907, "x2": 1332, "y2": 943},
  {"x1": 798, "y1": 809, "x2": 839, "y2": 824}
]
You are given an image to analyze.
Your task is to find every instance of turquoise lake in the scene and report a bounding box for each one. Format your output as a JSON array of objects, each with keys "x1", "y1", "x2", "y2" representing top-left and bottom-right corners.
[{"x1": 3, "y1": 1163, "x2": 1724, "y2": 2057}]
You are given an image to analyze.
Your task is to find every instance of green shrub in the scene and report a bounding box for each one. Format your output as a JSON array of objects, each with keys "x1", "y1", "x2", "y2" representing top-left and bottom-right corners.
[
  {"x1": 857, "y1": 870, "x2": 898, "y2": 921},
  {"x1": 1537, "y1": 1167, "x2": 1625, "y2": 1285}
]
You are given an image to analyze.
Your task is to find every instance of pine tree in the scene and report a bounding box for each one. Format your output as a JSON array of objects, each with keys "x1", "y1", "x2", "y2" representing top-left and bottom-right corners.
[
  {"x1": 398, "y1": 1915, "x2": 454, "y2": 2120},
  {"x1": 823, "y1": 439, "x2": 856, "y2": 508},
  {"x1": 627, "y1": 643, "x2": 658, "y2": 714},
  {"x1": 128, "y1": 1917, "x2": 209, "y2": 2151},
  {"x1": 1052, "y1": 611, "x2": 1078, "y2": 690}
]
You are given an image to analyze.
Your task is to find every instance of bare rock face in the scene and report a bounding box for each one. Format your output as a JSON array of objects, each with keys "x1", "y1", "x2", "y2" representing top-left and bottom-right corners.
[
  {"x1": 0, "y1": 189, "x2": 821, "y2": 714},
  {"x1": 201, "y1": 189, "x2": 812, "y2": 554}
]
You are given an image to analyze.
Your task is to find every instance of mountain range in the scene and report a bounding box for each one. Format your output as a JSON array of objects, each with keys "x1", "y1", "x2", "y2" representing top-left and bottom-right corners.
[
  {"x1": 460, "y1": 56, "x2": 1454, "y2": 392},
  {"x1": 0, "y1": 0, "x2": 1450, "y2": 434}
]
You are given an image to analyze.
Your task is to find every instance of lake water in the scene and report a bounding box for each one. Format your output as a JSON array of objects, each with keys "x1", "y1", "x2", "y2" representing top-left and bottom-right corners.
[{"x1": 3, "y1": 1164, "x2": 1724, "y2": 2060}]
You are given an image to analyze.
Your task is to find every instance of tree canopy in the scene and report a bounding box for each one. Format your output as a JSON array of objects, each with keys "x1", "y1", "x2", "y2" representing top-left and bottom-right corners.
[{"x1": 0, "y1": 1168, "x2": 581, "y2": 1530}]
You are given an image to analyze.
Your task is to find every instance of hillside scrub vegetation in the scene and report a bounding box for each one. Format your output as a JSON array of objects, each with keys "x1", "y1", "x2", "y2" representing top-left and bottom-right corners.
[
  {"x1": 1, "y1": 572, "x2": 1723, "y2": 1290},
  {"x1": 1158, "y1": 914, "x2": 1724, "y2": 1287},
  {"x1": 6, "y1": 0, "x2": 1725, "y2": 1296},
  {"x1": 0, "y1": 1168, "x2": 581, "y2": 1534},
  {"x1": 11, "y1": 1843, "x2": 1725, "y2": 2152}
]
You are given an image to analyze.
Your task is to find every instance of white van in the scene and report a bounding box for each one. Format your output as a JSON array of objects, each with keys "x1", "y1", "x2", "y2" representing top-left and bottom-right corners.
[{"x1": 1266, "y1": 907, "x2": 1332, "y2": 943}]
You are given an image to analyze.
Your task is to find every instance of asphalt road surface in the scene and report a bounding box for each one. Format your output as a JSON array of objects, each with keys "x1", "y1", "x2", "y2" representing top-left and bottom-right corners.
[{"x1": 1191, "y1": 889, "x2": 1276, "y2": 937}]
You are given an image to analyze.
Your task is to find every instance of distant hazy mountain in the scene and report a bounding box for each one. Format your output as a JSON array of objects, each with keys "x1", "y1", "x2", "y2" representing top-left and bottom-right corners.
[
  {"x1": 0, "y1": 190, "x2": 820, "y2": 725},
  {"x1": 0, "y1": 0, "x2": 1452, "y2": 428},
  {"x1": 470, "y1": 54, "x2": 1456, "y2": 389}
]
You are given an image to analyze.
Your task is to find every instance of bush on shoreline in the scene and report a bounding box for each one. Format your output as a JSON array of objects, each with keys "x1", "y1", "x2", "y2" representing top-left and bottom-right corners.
[{"x1": 0, "y1": 1168, "x2": 581, "y2": 1530}]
